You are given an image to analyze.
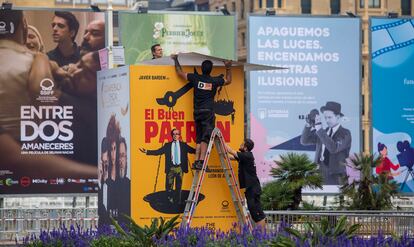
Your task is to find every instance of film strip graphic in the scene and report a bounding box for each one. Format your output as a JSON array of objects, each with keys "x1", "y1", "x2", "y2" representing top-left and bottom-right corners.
[{"x1": 371, "y1": 19, "x2": 414, "y2": 59}]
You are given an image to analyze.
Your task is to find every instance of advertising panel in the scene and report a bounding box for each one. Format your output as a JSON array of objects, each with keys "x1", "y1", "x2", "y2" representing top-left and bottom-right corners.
[
  {"x1": 248, "y1": 16, "x2": 361, "y2": 189},
  {"x1": 129, "y1": 65, "x2": 244, "y2": 230},
  {"x1": 0, "y1": 9, "x2": 105, "y2": 194},
  {"x1": 118, "y1": 12, "x2": 236, "y2": 64},
  {"x1": 97, "y1": 66, "x2": 131, "y2": 225},
  {"x1": 371, "y1": 18, "x2": 414, "y2": 193}
]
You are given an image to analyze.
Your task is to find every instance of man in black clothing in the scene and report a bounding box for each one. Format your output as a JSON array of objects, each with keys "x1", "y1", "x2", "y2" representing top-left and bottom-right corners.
[
  {"x1": 114, "y1": 137, "x2": 130, "y2": 224},
  {"x1": 171, "y1": 54, "x2": 232, "y2": 170},
  {"x1": 226, "y1": 139, "x2": 266, "y2": 228},
  {"x1": 47, "y1": 11, "x2": 80, "y2": 67}
]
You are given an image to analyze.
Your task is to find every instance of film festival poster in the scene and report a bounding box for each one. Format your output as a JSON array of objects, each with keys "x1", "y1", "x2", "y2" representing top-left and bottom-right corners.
[
  {"x1": 371, "y1": 17, "x2": 414, "y2": 193},
  {"x1": 0, "y1": 9, "x2": 105, "y2": 194},
  {"x1": 248, "y1": 16, "x2": 361, "y2": 189},
  {"x1": 128, "y1": 65, "x2": 245, "y2": 230},
  {"x1": 97, "y1": 66, "x2": 131, "y2": 225}
]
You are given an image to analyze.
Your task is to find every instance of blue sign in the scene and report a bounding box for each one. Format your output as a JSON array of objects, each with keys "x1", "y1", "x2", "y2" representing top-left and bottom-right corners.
[
  {"x1": 248, "y1": 16, "x2": 361, "y2": 189},
  {"x1": 371, "y1": 18, "x2": 414, "y2": 193}
]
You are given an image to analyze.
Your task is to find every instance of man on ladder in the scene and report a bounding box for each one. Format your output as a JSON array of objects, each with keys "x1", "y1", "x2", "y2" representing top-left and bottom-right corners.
[
  {"x1": 171, "y1": 54, "x2": 232, "y2": 170},
  {"x1": 225, "y1": 139, "x2": 266, "y2": 229}
]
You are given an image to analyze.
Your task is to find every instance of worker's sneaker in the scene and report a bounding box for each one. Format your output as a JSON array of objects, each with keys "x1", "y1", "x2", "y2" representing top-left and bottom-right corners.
[{"x1": 192, "y1": 160, "x2": 202, "y2": 170}]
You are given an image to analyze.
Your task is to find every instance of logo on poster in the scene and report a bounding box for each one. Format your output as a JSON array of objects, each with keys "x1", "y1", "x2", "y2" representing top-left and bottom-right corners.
[
  {"x1": 258, "y1": 108, "x2": 267, "y2": 119},
  {"x1": 20, "y1": 177, "x2": 31, "y2": 187},
  {"x1": 5, "y1": 178, "x2": 18, "y2": 186},
  {"x1": 37, "y1": 78, "x2": 58, "y2": 102},
  {"x1": 0, "y1": 21, "x2": 14, "y2": 34}
]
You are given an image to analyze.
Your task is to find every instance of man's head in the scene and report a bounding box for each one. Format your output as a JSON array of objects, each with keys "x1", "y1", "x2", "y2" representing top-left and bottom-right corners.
[
  {"x1": 201, "y1": 60, "x2": 213, "y2": 75},
  {"x1": 118, "y1": 137, "x2": 127, "y2": 178},
  {"x1": 171, "y1": 128, "x2": 180, "y2": 142},
  {"x1": 320, "y1": 101, "x2": 343, "y2": 128},
  {"x1": 70, "y1": 51, "x2": 100, "y2": 95},
  {"x1": 81, "y1": 20, "x2": 105, "y2": 54},
  {"x1": 51, "y1": 11, "x2": 79, "y2": 43},
  {"x1": 240, "y1": 138, "x2": 254, "y2": 152},
  {"x1": 0, "y1": 10, "x2": 27, "y2": 44},
  {"x1": 151, "y1": 44, "x2": 163, "y2": 59},
  {"x1": 100, "y1": 137, "x2": 110, "y2": 181}
]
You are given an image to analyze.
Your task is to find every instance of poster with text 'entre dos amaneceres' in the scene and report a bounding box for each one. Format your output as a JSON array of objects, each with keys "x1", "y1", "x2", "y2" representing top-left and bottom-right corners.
[
  {"x1": 118, "y1": 12, "x2": 236, "y2": 63},
  {"x1": 371, "y1": 18, "x2": 414, "y2": 193},
  {"x1": 248, "y1": 16, "x2": 361, "y2": 190}
]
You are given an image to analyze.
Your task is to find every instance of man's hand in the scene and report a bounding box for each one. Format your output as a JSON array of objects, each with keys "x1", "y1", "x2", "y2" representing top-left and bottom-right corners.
[
  {"x1": 139, "y1": 148, "x2": 147, "y2": 154},
  {"x1": 313, "y1": 114, "x2": 322, "y2": 130},
  {"x1": 223, "y1": 60, "x2": 233, "y2": 85}
]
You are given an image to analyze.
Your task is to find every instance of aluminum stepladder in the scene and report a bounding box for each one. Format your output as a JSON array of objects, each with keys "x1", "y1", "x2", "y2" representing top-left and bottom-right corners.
[{"x1": 181, "y1": 128, "x2": 253, "y2": 231}]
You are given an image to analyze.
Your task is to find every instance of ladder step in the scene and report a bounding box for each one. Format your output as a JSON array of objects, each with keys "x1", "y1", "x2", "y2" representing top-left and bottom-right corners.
[{"x1": 185, "y1": 199, "x2": 197, "y2": 203}]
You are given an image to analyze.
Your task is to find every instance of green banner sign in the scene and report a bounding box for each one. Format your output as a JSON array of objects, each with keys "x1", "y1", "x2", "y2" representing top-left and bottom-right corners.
[{"x1": 119, "y1": 13, "x2": 236, "y2": 64}]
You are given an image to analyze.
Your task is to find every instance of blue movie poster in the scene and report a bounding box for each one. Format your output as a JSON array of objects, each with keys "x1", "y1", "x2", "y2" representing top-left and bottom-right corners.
[
  {"x1": 248, "y1": 16, "x2": 361, "y2": 191},
  {"x1": 372, "y1": 18, "x2": 414, "y2": 193}
]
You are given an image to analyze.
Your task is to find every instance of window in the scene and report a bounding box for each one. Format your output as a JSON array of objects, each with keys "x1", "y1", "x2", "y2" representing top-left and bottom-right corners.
[
  {"x1": 266, "y1": 0, "x2": 274, "y2": 8},
  {"x1": 250, "y1": 0, "x2": 254, "y2": 12},
  {"x1": 241, "y1": 32, "x2": 246, "y2": 47},
  {"x1": 232, "y1": 2, "x2": 236, "y2": 12},
  {"x1": 362, "y1": 64, "x2": 365, "y2": 79},
  {"x1": 362, "y1": 94, "x2": 365, "y2": 116},
  {"x1": 259, "y1": 0, "x2": 262, "y2": 8},
  {"x1": 301, "y1": 0, "x2": 311, "y2": 14},
  {"x1": 277, "y1": 0, "x2": 283, "y2": 8},
  {"x1": 330, "y1": 0, "x2": 340, "y2": 14},
  {"x1": 360, "y1": 0, "x2": 381, "y2": 8},
  {"x1": 402, "y1": 0, "x2": 411, "y2": 15},
  {"x1": 241, "y1": 0, "x2": 245, "y2": 19},
  {"x1": 362, "y1": 30, "x2": 364, "y2": 44}
]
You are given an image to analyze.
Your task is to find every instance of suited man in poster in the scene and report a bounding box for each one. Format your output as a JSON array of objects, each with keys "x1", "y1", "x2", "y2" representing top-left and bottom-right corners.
[
  {"x1": 301, "y1": 101, "x2": 351, "y2": 185},
  {"x1": 140, "y1": 128, "x2": 195, "y2": 204}
]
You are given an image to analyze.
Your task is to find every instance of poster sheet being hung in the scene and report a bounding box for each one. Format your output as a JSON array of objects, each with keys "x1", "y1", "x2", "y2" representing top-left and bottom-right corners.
[
  {"x1": 248, "y1": 16, "x2": 361, "y2": 190},
  {"x1": 0, "y1": 9, "x2": 106, "y2": 194}
]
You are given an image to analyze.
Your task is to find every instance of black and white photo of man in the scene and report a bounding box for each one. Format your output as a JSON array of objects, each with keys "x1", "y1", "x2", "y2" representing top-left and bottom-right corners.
[{"x1": 300, "y1": 101, "x2": 351, "y2": 185}]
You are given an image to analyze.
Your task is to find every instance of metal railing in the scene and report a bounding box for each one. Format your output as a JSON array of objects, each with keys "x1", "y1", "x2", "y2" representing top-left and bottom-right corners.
[
  {"x1": 0, "y1": 207, "x2": 98, "y2": 241},
  {"x1": 264, "y1": 210, "x2": 414, "y2": 237},
  {"x1": 2, "y1": 209, "x2": 414, "y2": 241}
]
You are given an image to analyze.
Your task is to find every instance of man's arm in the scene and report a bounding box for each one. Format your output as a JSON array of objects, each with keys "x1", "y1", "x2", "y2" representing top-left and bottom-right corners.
[
  {"x1": 183, "y1": 142, "x2": 196, "y2": 154},
  {"x1": 171, "y1": 54, "x2": 187, "y2": 81},
  {"x1": 223, "y1": 60, "x2": 232, "y2": 85},
  {"x1": 139, "y1": 145, "x2": 165, "y2": 156},
  {"x1": 317, "y1": 128, "x2": 351, "y2": 154},
  {"x1": 225, "y1": 143, "x2": 238, "y2": 160}
]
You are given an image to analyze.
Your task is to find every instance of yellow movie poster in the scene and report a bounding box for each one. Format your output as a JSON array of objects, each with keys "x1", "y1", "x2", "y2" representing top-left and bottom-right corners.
[{"x1": 130, "y1": 65, "x2": 244, "y2": 230}]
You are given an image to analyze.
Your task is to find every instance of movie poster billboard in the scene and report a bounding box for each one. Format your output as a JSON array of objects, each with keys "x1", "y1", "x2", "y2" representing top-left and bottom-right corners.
[
  {"x1": 0, "y1": 9, "x2": 105, "y2": 194},
  {"x1": 129, "y1": 65, "x2": 245, "y2": 230},
  {"x1": 371, "y1": 18, "x2": 414, "y2": 193},
  {"x1": 97, "y1": 66, "x2": 131, "y2": 225},
  {"x1": 248, "y1": 16, "x2": 361, "y2": 190},
  {"x1": 118, "y1": 12, "x2": 236, "y2": 64}
]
